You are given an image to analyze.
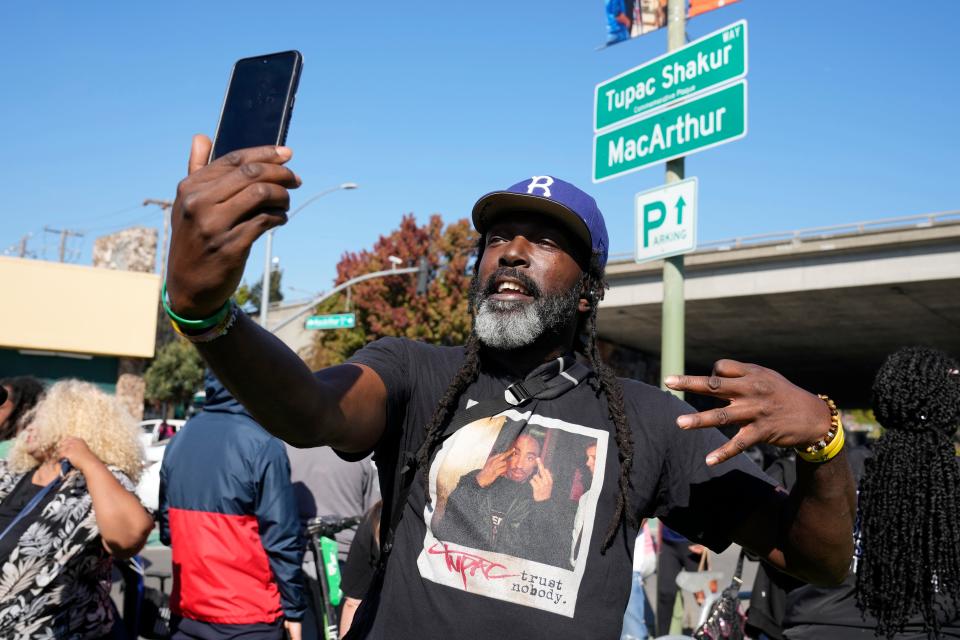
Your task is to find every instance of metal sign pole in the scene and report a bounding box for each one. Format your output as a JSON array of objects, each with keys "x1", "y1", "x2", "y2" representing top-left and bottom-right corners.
[{"x1": 661, "y1": 0, "x2": 686, "y2": 399}]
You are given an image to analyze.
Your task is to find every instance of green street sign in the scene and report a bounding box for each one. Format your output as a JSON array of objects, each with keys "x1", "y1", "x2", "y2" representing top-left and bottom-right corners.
[
  {"x1": 594, "y1": 20, "x2": 747, "y2": 132},
  {"x1": 593, "y1": 81, "x2": 747, "y2": 183},
  {"x1": 305, "y1": 313, "x2": 356, "y2": 330}
]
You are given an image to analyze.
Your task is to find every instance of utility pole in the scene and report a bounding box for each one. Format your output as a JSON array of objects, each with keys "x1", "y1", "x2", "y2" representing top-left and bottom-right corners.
[
  {"x1": 143, "y1": 199, "x2": 173, "y2": 280},
  {"x1": 43, "y1": 226, "x2": 84, "y2": 263},
  {"x1": 661, "y1": 0, "x2": 686, "y2": 399},
  {"x1": 17, "y1": 233, "x2": 32, "y2": 258}
]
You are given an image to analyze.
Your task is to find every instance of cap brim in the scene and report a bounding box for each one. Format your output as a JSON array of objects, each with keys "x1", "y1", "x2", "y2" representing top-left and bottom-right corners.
[{"x1": 472, "y1": 191, "x2": 592, "y2": 254}]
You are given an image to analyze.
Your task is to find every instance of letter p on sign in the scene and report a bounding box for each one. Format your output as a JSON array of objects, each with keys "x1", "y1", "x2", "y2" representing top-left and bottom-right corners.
[
  {"x1": 643, "y1": 201, "x2": 667, "y2": 248},
  {"x1": 634, "y1": 177, "x2": 699, "y2": 264}
]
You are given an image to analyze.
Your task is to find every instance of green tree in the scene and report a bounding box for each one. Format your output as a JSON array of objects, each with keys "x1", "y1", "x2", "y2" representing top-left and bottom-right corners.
[
  {"x1": 306, "y1": 214, "x2": 478, "y2": 368},
  {"x1": 144, "y1": 338, "x2": 205, "y2": 415},
  {"x1": 235, "y1": 269, "x2": 284, "y2": 314}
]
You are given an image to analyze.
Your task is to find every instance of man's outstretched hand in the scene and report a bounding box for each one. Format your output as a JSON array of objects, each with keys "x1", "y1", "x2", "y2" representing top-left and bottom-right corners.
[
  {"x1": 665, "y1": 360, "x2": 831, "y2": 466},
  {"x1": 165, "y1": 135, "x2": 302, "y2": 318}
]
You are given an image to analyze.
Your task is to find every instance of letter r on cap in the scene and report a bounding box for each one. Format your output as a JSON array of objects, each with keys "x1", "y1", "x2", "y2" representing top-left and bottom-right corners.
[{"x1": 527, "y1": 176, "x2": 554, "y2": 198}]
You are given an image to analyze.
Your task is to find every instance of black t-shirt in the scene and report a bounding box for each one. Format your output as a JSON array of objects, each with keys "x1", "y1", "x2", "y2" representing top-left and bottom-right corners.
[
  {"x1": 782, "y1": 449, "x2": 960, "y2": 639},
  {"x1": 784, "y1": 577, "x2": 960, "y2": 639},
  {"x1": 344, "y1": 337, "x2": 777, "y2": 640},
  {"x1": 342, "y1": 508, "x2": 381, "y2": 599},
  {"x1": 0, "y1": 472, "x2": 57, "y2": 565}
]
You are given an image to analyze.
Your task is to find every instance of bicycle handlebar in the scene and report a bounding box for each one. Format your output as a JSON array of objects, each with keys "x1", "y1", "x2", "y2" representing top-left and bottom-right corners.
[{"x1": 306, "y1": 515, "x2": 363, "y2": 538}]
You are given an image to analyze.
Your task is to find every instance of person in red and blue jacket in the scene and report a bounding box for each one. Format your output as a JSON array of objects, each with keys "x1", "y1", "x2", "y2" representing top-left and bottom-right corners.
[{"x1": 159, "y1": 372, "x2": 306, "y2": 640}]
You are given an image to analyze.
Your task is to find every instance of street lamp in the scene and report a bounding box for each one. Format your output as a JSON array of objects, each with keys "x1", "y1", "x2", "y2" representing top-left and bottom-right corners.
[{"x1": 260, "y1": 182, "x2": 359, "y2": 328}]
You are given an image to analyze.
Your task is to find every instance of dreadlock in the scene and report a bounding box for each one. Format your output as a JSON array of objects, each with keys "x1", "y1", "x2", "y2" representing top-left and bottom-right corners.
[
  {"x1": 855, "y1": 346, "x2": 960, "y2": 639},
  {"x1": 414, "y1": 243, "x2": 636, "y2": 552},
  {"x1": 414, "y1": 331, "x2": 482, "y2": 498},
  {"x1": 580, "y1": 262, "x2": 637, "y2": 551}
]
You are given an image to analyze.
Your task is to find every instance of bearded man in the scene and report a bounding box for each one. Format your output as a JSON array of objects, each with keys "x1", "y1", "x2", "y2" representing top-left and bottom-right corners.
[{"x1": 164, "y1": 138, "x2": 855, "y2": 640}]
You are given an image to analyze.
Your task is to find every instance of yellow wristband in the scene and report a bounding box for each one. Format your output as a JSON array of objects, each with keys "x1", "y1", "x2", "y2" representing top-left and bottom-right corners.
[
  {"x1": 795, "y1": 395, "x2": 845, "y2": 463},
  {"x1": 170, "y1": 303, "x2": 238, "y2": 344},
  {"x1": 796, "y1": 417, "x2": 845, "y2": 463},
  {"x1": 795, "y1": 395, "x2": 844, "y2": 462}
]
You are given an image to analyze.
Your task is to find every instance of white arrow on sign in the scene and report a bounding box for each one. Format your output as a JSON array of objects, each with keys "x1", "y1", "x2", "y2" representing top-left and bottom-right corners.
[{"x1": 634, "y1": 177, "x2": 698, "y2": 264}]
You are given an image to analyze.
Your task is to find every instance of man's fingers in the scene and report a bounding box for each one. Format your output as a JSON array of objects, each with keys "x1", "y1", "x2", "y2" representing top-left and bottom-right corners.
[
  {"x1": 212, "y1": 145, "x2": 294, "y2": 170},
  {"x1": 227, "y1": 212, "x2": 289, "y2": 251},
  {"x1": 712, "y1": 359, "x2": 750, "y2": 378},
  {"x1": 536, "y1": 459, "x2": 552, "y2": 480},
  {"x1": 199, "y1": 163, "x2": 301, "y2": 206},
  {"x1": 705, "y1": 426, "x2": 759, "y2": 466},
  {"x1": 227, "y1": 183, "x2": 292, "y2": 226},
  {"x1": 188, "y1": 135, "x2": 212, "y2": 175},
  {"x1": 676, "y1": 403, "x2": 754, "y2": 430},
  {"x1": 664, "y1": 374, "x2": 743, "y2": 398},
  {"x1": 666, "y1": 359, "x2": 755, "y2": 397}
]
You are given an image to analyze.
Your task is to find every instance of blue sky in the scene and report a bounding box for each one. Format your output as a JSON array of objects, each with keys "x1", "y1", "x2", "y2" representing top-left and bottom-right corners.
[{"x1": 2, "y1": 1, "x2": 957, "y2": 299}]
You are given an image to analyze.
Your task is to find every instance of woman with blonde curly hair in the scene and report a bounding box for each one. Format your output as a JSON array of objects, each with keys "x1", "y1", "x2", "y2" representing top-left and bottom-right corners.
[{"x1": 0, "y1": 379, "x2": 153, "y2": 639}]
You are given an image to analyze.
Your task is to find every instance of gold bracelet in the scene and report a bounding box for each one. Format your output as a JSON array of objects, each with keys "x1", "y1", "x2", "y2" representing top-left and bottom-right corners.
[{"x1": 795, "y1": 395, "x2": 845, "y2": 463}]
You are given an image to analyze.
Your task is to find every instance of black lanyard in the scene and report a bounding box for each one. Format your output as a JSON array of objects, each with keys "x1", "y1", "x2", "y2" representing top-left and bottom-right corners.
[{"x1": 0, "y1": 460, "x2": 72, "y2": 543}]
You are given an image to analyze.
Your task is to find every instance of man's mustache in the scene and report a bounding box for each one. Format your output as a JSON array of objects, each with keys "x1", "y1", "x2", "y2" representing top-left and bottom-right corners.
[{"x1": 481, "y1": 267, "x2": 542, "y2": 299}]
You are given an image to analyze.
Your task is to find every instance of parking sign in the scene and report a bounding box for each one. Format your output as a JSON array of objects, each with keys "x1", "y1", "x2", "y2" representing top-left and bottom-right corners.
[{"x1": 635, "y1": 178, "x2": 698, "y2": 263}]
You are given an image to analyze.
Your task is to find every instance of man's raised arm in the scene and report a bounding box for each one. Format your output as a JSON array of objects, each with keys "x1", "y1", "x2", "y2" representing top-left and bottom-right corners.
[
  {"x1": 165, "y1": 135, "x2": 386, "y2": 453},
  {"x1": 666, "y1": 360, "x2": 856, "y2": 586}
]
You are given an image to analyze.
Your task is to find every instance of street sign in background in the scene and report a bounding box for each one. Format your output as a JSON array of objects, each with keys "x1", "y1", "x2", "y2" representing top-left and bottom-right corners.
[
  {"x1": 635, "y1": 177, "x2": 698, "y2": 263},
  {"x1": 305, "y1": 313, "x2": 356, "y2": 330},
  {"x1": 593, "y1": 81, "x2": 747, "y2": 182},
  {"x1": 594, "y1": 20, "x2": 747, "y2": 131}
]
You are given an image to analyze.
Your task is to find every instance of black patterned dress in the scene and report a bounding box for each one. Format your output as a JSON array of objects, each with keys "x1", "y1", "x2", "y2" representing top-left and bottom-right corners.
[{"x1": 0, "y1": 460, "x2": 138, "y2": 639}]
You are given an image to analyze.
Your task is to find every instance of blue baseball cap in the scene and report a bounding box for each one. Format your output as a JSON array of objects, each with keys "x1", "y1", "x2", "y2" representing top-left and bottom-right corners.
[{"x1": 472, "y1": 176, "x2": 609, "y2": 268}]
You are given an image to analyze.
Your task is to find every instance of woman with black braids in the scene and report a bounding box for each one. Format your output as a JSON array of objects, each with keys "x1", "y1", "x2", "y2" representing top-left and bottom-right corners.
[
  {"x1": 858, "y1": 346, "x2": 960, "y2": 637},
  {"x1": 163, "y1": 137, "x2": 856, "y2": 640},
  {"x1": 773, "y1": 347, "x2": 959, "y2": 640}
]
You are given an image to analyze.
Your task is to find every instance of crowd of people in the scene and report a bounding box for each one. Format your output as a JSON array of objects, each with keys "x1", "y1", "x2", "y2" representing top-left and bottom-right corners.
[
  {"x1": 0, "y1": 158, "x2": 957, "y2": 640},
  {"x1": 0, "y1": 374, "x2": 382, "y2": 640}
]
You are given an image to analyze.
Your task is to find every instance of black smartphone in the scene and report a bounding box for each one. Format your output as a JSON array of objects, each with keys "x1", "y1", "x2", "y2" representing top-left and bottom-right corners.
[{"x1": 210, "y1": 50, "x2": 303, "y2": 161}]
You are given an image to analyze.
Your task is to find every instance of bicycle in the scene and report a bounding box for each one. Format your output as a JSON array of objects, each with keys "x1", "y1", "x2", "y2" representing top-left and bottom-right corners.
[
  {"x1": 115, "y1": 554, "x2": 172, "y2": 639},
  {"x1": 305, "y1": 515, "x2": 363, "y2": 640}
]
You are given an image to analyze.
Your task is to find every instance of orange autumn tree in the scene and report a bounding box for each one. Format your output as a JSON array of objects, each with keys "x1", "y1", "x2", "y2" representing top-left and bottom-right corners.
[{"x1": 305, "y1": 213, "x2": 478, "y2": 368}]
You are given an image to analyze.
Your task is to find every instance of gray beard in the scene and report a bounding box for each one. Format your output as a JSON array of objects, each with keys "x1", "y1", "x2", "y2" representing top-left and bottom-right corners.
[{"x1": 473, "y1": 285, "x2": 581, "y2": 351}]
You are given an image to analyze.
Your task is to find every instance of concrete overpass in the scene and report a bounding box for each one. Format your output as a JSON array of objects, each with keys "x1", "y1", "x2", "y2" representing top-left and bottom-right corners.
[{"x1": 598, "y1": 211, "x2": 960, "y2": 405}]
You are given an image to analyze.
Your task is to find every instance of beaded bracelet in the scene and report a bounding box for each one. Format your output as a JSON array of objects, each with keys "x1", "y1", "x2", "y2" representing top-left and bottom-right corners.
[
  {"x1": 169, "y1": 302, "x2": 239, "y2": 344},
  {"x1": 795, "y1": 395, "x2": 845, "y2": 463},
  {"x1": 161, "y1": 282, "x2": 231, "y2": 330}
]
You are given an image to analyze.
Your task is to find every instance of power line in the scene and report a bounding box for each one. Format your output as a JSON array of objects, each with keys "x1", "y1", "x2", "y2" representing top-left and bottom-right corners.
[
  {"x1": 81, "y1": 209, "x2": 161, "y2": 233},
  {"x1": 43, "y1": 226, "x2": 84, "y2": 263},
  {"x1": 66, "y1": 203, "x2": 142, "y2": 225}
]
